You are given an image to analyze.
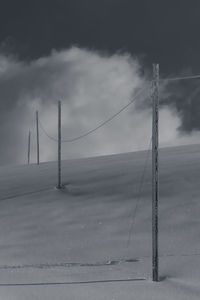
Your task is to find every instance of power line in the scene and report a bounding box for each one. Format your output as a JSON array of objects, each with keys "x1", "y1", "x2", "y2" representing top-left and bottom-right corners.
[
  {"x1": 126, "y1": 137, "x2": 152, "y2": 248},
  {"x1": 39, "y1": 119, "x2": 58, "y2": 142},
  {"x1": 39, "y1": 86, "x2": 149, "y2": 143},
  {"x1": 38, "y1": 72, "x2": 200, "y2": 144},
  {"x1": 61, "y1": 89, "x2": 148, "y2": 142},
  {"x1": 160, "y1": 74, "x2": 200, "y2": 82},
  {"x1": 38, "y1": 72, "x2": 200, "y2": 145}
]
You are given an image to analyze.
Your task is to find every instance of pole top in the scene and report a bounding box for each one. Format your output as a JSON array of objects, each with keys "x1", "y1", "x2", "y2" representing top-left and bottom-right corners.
[
  {"x1": 152, "y1": 64, "x2": 159, "y2": 82},
  {"x1": 153, "y1": 63, "x2": 159, "y2": 71}
]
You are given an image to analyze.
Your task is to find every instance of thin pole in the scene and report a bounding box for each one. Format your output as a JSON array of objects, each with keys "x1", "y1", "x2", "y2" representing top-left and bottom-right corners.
[
  {"x1": 57, "y1": 100, "x2": 62, "y2": 189},
  {"x1": 36, "y1": 111, "x2": 40, "y2": 165},
  {"x1": 152, "y1": 63, "x2": 159, "y2": 282},
  {"x1": 28, "y1": 130, "x2": 31, "y2": 164}
]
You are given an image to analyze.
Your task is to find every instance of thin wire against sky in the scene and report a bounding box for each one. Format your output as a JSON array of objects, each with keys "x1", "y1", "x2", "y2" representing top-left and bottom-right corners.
[
  {"x1": 39, "y1": 85, "x2": 150, "y2": 143},
  {"x1": 38, "y1": 72, "x2": 200, "y2": 144}
]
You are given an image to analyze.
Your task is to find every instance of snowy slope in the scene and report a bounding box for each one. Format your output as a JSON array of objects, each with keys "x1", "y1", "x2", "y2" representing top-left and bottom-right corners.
[{"x1": 0, "y1": 144, "x2": 199, "y2": 299}]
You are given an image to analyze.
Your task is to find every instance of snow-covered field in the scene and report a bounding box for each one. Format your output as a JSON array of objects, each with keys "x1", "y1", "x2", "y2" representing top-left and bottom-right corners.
[{"x1": 0, "y1": 144, "x2": 199, "y2": 299}]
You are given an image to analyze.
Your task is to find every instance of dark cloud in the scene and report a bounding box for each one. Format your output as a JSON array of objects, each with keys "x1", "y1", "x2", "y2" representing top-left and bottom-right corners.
[
  {"x1": 1, "y1": 0, "x2": 200, "y2": 74},
  {"x1": 0, "y1": 1, "x2": 200, "y2": 164}
]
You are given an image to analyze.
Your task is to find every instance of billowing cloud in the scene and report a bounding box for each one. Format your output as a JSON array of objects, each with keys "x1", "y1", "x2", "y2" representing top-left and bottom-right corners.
[
  {"x1": 159, "y1": 77, "x2": 200, "y2": 133},
  {"x1": 0, "y1": 47, "x2": 198, "y2": 165}
]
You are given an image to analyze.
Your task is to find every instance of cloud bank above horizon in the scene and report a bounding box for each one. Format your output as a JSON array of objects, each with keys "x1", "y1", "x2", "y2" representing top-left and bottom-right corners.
[{"x1": 0, "y1": 47, "x2": 199, "y2": 165}]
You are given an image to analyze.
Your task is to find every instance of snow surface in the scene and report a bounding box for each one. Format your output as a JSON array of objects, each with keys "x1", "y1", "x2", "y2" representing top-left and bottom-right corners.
[{"x1": 0, "y1": 144, "x2": 199, "y2": 299}]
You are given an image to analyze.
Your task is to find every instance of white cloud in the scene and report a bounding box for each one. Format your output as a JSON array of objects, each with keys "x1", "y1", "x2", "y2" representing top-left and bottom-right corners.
[{"x1": 0, "y1": 47, "x2": 198, "y2": 165}]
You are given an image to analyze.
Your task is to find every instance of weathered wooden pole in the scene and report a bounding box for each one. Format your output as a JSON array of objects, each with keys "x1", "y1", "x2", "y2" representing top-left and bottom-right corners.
[
  {"x1": 36, "y1": 110, "x2": 40, "y2": 165},
  {"x1": 28, "y1": 130, "x2": 31, "y2": 164},
  {"x1": 57, "y1": 100, "x2": 62, "y2": 189},
  {"x1": 152, "y1": 63, "x2": 159, "y2": 282}
]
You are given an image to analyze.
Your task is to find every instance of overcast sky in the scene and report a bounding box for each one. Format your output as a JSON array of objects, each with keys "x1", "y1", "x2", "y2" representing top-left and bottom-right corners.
[{"x1": 0, "y1": 0, "x2": 200, "y2": 165}]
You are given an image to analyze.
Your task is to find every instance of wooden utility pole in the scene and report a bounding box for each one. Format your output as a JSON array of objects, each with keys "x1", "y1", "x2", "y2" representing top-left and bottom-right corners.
[
  {"x1": 152, "y1": 63, "x2": 159, "y2": 282},
  {"x1": 36, "y1": 111, "x2": 40, "y2": 165},
  {"x1": 28, "y1": 130, "x2": 31, "y2": 164},
  {"x1": 57, "y1": 100, "x2": 62, "y2": 189}
]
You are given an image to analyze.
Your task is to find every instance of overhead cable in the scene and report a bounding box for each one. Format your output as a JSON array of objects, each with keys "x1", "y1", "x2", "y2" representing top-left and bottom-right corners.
[
  {"x1": 39, "y1": 85, "x2": 150, "y2": 143},
  {"x1": 126, "y1": 136, "x2": 152, "y2": 248},
  {"x1": 160, "y1": 74, "x2": 200, "y2": 82}
]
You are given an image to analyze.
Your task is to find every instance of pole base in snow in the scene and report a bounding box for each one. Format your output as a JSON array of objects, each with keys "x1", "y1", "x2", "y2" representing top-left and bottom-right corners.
[{"x1": 55, "y1": 184, "x2": 66, "y2": 190}]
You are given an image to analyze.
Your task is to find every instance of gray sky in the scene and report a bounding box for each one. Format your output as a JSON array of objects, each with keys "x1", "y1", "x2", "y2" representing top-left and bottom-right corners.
[{"x1": 0, "y1": 1, "x2": 200, "y2": 164}]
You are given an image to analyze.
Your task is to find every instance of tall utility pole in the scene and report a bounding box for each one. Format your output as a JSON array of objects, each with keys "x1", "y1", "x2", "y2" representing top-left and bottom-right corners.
[
  {"x1": 57, "y1": 100, "x2": 62, "y2": 189},
  {"x1": 152, "y1": 63, "x2": 159, "y2": 282},
  {"x1": 28, "y1": 130, "x2": 31, "y2": 165},
  {"x1": 36, "y1": 110, "x2": 40, "y2": 165}
]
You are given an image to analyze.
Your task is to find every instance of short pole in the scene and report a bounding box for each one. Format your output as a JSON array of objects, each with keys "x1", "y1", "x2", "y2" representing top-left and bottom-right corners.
[
  {"x1": 152, "y1": 63, "x2": 159, "y2": 282},
  {"x1": 57, "y1": 100, "x2": 62, "y2": 189},
  {"x1": 28, "y1": 130, "x2": 31, "y2": 164},
  {"x1": 36, "y1": 110, "x2": 40, "y2": 165}
]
